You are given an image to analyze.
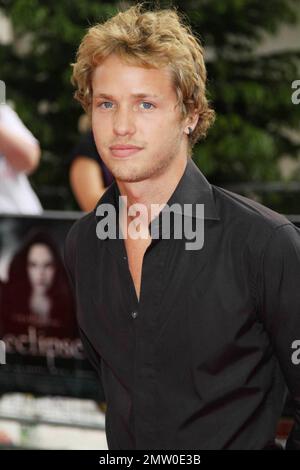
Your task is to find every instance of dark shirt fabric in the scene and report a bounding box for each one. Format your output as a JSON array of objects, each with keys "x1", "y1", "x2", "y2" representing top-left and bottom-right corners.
[
  {"x1": 64, "y1": 158, "x2": 300, "y2": 450},
  {"x1": 69, "y1": 131, "x2": 114, "y2": 187}
]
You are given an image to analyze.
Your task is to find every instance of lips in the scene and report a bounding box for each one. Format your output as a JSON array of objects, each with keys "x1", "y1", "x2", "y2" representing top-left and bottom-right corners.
[{"x1": 110, "y1": 145, "x2": 142, "y2": 158}]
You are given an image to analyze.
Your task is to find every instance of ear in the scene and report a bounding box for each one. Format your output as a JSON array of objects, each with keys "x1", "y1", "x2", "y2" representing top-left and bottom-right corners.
[{"x1": 184, "y1": 109, "x2": 200, "y2": 135}]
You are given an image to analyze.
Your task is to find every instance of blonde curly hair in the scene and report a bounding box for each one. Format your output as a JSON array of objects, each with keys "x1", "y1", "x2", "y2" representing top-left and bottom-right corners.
[{"x1": 71, "y1": 4, "x2": 215, "y2": 154}]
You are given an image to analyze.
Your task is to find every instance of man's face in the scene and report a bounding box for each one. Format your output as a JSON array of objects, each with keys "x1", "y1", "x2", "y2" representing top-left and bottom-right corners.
[{"x1": 91, "y1": 54, "x2": 190, "y2": 183}]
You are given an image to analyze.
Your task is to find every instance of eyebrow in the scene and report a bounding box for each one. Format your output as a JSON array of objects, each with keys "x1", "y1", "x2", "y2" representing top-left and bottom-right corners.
[{"x1": 93, "y1": 92, "x2": 161, "y2": 100}]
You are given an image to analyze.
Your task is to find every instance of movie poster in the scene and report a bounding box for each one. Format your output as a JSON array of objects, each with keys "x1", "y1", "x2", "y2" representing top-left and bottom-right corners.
[{"x1": 0, "y1": 213, "x2": 104, "y2": 401}]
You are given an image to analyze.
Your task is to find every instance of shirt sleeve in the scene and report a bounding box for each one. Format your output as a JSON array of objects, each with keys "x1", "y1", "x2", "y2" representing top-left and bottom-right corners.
[
  {"x1": 259, "y1": 223, "x2": 300, "y2": 449},
  {"x1": 63, "y1": 222, "x2": 78, "y2": 293},
  {"x1": 78, "y1": 325, "x2": 103, "y2": 381},
  {"x1": 63, "y1": 221, "x2": 103, "y2": 380},
  {"x1": 0, "y1": 104, "x2": 39, "y2": 145}
]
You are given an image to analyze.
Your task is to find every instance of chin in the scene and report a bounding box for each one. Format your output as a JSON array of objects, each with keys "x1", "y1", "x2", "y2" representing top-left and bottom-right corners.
[{"x1": 115, "y1": 174, "x2": 147, "y2": 183}]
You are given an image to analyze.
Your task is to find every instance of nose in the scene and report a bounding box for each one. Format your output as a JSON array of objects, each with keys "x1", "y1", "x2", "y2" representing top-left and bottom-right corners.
[
  {"x1": 113, "y1": 104, "x2": 135, "y2": 137},
  {"x1": 37, "y1": 268, "x2": 45, "y2": 280}
]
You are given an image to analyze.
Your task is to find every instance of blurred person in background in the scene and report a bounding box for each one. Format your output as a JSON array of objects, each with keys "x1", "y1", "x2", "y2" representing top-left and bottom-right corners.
[
  {"x1": 0, "y1": 103, "x2": 42, "y2": 214},
  {"x1": 69, "y1": 115, "x2": 113, "y2": 212}
]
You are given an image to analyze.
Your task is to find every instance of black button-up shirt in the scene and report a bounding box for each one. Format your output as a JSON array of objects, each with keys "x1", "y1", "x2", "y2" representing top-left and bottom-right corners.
[{"x1": 64, "y1": 159, "x2": 300, "y2": 450}]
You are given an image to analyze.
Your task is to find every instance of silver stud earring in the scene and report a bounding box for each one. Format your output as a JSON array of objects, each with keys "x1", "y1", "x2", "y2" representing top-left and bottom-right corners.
[{"x1": 188, "y1": 127, "x2": 193, "y2": 135}]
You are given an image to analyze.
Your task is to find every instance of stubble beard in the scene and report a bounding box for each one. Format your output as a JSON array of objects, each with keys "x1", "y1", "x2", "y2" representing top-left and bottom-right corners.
[{"x1": 104, "y1": 132, "x2": 183, "y2": 183}]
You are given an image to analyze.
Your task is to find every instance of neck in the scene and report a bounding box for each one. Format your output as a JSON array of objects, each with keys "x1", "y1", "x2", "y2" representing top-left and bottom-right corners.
[{"x1": 117, "y1": 156, "x2": 188, "y2": 229}]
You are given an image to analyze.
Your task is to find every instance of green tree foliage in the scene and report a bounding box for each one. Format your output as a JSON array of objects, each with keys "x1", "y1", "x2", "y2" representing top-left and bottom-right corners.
[
  {"x1": 185, "y1": 0, "x2": 300, "y2": 185},
  {"x1": 0, "y1": 0, "x2": 299, "y2": 209}
]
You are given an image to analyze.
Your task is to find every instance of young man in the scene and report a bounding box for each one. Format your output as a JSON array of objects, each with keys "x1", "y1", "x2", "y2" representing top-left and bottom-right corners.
[{"x1": 64, "y1": 5, "x2": 300, "y2": 449}]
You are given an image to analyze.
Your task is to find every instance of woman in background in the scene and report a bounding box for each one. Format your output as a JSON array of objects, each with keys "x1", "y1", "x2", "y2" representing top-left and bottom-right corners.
[
  {"x1": 69, "y1": 128, "x2": 113, "y2": 212},
  {"x1": 0, "y1": 230, "x2": 76, "y2": 338}
]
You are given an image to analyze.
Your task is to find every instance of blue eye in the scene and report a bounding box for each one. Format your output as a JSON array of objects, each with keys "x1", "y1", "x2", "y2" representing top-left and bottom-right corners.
[
  {"x1": 97, "y1": 101, "x2": 154, "y2": 110},
  {"x1": 140, "y1": 102, "x2": 154, "y2": 110},
  {"x1": 98, "y1": 101, "x2": 113, "y2": 109}
]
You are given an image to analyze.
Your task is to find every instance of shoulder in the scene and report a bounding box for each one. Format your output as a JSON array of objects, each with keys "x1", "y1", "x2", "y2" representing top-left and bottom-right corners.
[
  {"x1": 212, "y1": 185, "x2": 292, "y2": 233},
  {"x1": 211, "y1": 185, "x2": 298, "y2": 270},
  {"x1": 64, "y1": 210, "x2": 100, "y2": 282},
  {"x1": 65, "y1": 210, "x2": 96, "y2": 247},
  {"x1": 66, "y1": 180, "x2": 118, "y2": 246}
]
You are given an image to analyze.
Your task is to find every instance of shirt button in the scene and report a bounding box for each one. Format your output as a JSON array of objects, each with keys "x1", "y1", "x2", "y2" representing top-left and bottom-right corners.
[{"x1": 131, "y1": 311, "x2": 138, "y2": 319}]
